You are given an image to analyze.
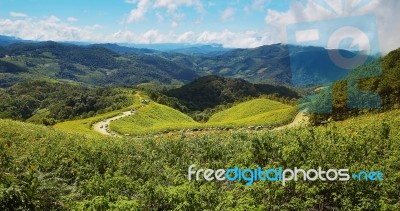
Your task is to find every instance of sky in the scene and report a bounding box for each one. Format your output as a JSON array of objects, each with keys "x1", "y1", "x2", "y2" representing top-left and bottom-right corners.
[{"x1": 0, "y1": 0, "x2": 399, "y2": 53}]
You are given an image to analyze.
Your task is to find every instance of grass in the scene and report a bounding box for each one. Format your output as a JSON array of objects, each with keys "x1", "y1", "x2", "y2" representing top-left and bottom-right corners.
[
  {"x1": 135, "y1": 80, "x2": 183, "y2": 91},
  {"x1": 54, "y1": 91, "x2": 143, "y2": 136},
  {"x1": 110, "y1": 98, "x2": 297, "y2": 135},
  {"x1": 208, "y1": 98, "x2": 297, "y2": 127},
  {"x1": 323, "y1": 109, "x2": 400, "y2": 134},
  {"x1": 1, "y1": 108, "x2": 400, "y2": 209},
  {"x1": 110, "y1": 102, "x2": 200, "y2": 135},
  {"x1": 54, "y1": 92, "x2": 297, "y2": 136}
]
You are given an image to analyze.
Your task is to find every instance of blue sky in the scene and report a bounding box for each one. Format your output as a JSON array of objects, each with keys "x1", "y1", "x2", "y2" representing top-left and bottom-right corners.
[
  {"x1": 0, "y1": 0, "x2": 398, "y2": 52},
  {"x1": 0, "y1": 0, "x2": 290, "y2": 34}
]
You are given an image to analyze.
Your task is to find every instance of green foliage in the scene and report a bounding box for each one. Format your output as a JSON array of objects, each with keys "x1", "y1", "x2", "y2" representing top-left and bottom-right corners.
[
  {"x1": 307, "y1": 48, "x2": 400, "y2": 124},
  {"x1": 146, "y1": 75, "x2": 299, "y2": 122},
  {"x1": 208, "y1": 98, "x2": 297, "y2": 126},
  {"x1": 1, "y1": 109, "x2": 400, "y2": 210},
  {"x1": 165, "y1": 75, "x2": 299, "y2": 111},
  {"x1": 54, "y1": 92, "x2": 142, "y2": 136},
  {"x1": 165, "y1": 44, "x2": 362, "y2": 86},
  {"x1": 135, "y1": 81, "x2": 183, "y2": 92},
  {"x1": 6, "y1": 42, "x2": 119, "y2": 69},
  {"x1": 110, "y1": 102, "x2": 200, "y2": 135},
  {"x1": 170, "y1": 43, "x2": 293, "y2": 85},
  {"x1": 0, "y1": 81, "x2": 133, "y2": 124},
  {"x1": 189, "y1": 104, "x2": 232, "y2": 122},
  {"x1": 1, "y1": 41, "x2": 379, "y2": 89},
  {"x1": 0, "y1": 41, "x2": 199, "y2": 88},
  {"x1": 147, "y1": 90, "x2": 189, "y2": 113},
  {"x1": 110, "y1": 98, "x2": 296, "y2": 135},
  {"x1": 0, "y1": 60, "x2": 27, "y2": 73}
]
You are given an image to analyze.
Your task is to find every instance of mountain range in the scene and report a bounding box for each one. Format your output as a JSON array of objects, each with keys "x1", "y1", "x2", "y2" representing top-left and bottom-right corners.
[{"x1": 0, "y1": 35, "x2": 378, "y2": 88}]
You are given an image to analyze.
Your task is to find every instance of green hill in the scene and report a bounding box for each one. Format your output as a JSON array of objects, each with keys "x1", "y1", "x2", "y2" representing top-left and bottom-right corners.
[
  {"x1": 165, "y1": 75, "x2": 299, "y2": 111},
  {"x1": 164, "y1": 44, "x2": 367, "y2": 86},
  {"x1": 0, "y1": 41, "x2": 198, "y2": 88},
  {"x1": 0, "y1": 81, "x2": 134, "y2": 124},
  {"x1": 1, "y1": 108, "x2": 400, "y2": 210},
  {"x1": 108, "y1": 97, "x2": 296, "y2": 135},
  {"x1": 54, "y1": 93, "x2": 142, "y2": 136},
  {"x1": 0, "y1": 37, "x2": 372, "y2": 88},
  {"x1": 208, "y1": 98, "x2": 296, "y2": 126},
  {"x1": 110, "y1": 102, "x2": 200, "y2": 135}
]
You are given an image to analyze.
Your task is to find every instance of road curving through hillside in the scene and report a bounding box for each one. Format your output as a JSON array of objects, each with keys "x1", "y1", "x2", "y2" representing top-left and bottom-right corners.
[
  {"x1": 91, "y1": 104, "x2": 308, "y2": 136},
  {"x1": 92, "y1": 110, "x2": 134, "y2": 136},
  {"x1": 92, "y1": 110, "x2": 309, "y2": 136},
  {"x1": 272, "y1": 111, "x2": 308, "y2": 131}
]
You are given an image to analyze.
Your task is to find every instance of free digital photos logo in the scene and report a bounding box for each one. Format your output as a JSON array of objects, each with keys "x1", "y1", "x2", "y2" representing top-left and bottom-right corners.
[
  {"x1": 188, "y1": 165, "x2": 384, "y2": 186},
  {"x1": 187, "y1": 0, "x2": 386, "y2": 187}
]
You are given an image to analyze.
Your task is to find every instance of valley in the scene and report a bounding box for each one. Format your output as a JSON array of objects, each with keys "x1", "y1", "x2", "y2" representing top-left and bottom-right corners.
[
  {"x1": 52, "y1": 91, "x2": 298, "y2": 137},
  {"x1": 1, "y1": 0, "x2": 399, "y2": 208},
  {"x1": 1, "y1": 36, "x2": 400, "y2": 210},
  {"x1": 1, "y1": 104, "x2": 399, "y2": 210},
  {"x1": 0, "y1": 38, "x2": 372, "y2": 88}
]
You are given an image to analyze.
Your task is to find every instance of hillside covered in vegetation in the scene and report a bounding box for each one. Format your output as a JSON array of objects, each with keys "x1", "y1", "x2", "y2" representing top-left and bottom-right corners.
[
  {"x1": 0, "y1": 81, "x2": 133, "y2": 125},
  {"x1": 0, "y1": 37, "x2": 373, "y2": 88},
  {"x1": 208, "y1": 98, "x2": 296, "y2": 126},
  {"x1": 306, "y1": 48, "x2": 400, "y2": 124},
  {"x1": 1, "y1": 36, "x2": 400, "y2": 210},
  {"x1": 165, "y1": 75, "x2": 299, "y2": 111},
  {"x1": 144, "y1": 75, "x2": 299, "y2": 122},
  {"x1": 0, "y1": 41, "x2": 198, "y2": 87},
  {"x1": 108, "y1": 97, "x2": 297, "y2": 135},
  {"x1": 1, "y1": 107, "x2": 399, "y2": 210}
]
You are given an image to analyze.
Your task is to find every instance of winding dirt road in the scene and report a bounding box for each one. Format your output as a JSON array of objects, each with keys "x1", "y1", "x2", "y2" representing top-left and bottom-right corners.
[
  {"x1": 272, "y1": 111, "x2": 309, "y2": 131},
  {"x1": 91, "y1": 107, "x2": 308, "y2": 136},
  {"x1": 92, "y1": 111, "x2": 134, "y2": 136}
]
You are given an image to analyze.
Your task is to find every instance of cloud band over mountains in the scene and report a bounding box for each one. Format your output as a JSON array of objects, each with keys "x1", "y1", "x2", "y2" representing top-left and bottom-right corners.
[{"x1": 0, "y1": 0, "x2": 398, "y2": 53}]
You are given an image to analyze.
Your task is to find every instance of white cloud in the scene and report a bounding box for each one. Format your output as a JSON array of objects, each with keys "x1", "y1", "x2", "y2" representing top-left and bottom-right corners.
[
  {"x1": 125, "y1": 0, "x2": 204, "y2": 24},
  {"x1": 154, "y1": 0, "x2": 205, "y2": 14},
  {"x1": 244, "y1": 0, "x2": 270, "y2": 13},
  {"x1": 169, "y1": 12, "x2": 185, "y2": 28},
  {"x1": 45, "y1": 15, "x2": 61, "y2": 23},
  {"x1": 142, "y1": 30, "x2": 163, "y2": 43},
  {"x1": 10, "y1": 12, "x2": 27, "y2": 17},
  {"x1": 67, "y1": 17, "x2": 78, "y2": 22},
  {"x1": 221, "y1": 7, "x2": 236, "y2": 21},
  {"x1": 85, "y1": 24, "x2": 103, "y2": 30},
  {"x1": 0, "y1": 14, "x2": 274, "y2": 48},
  {"x1": 112, "y1": 29, "x2": 171, "y2": 43},
  {"x1": 155, "y1": 0, "x2": 193, "y2": 13},
  {"x1": 2, "y1": 0, "x2": 398, "y2": 52},
  {"x1": 2, "y1": 9, "x2": 275, "y2": 48},
  {"x1": 264, "y1": 0, "x2": 400, "y2": 53},
  {"x1": 171, "y1": 21, "x2": 178, "y2": 28},
  {"x1": 111, "y1": 29, "x2": 271, "y2": 48},
  {"x1": 177, "y1": 31, "x2": 194, "y2": 42},
  {"x1": 252, "y1": 0, "x2": 268, "y2": 11},
  {"x1": 0, "y1": 16, "x2": 96, "y2": 42},
  {"x1": 126, "y1": 0, "x2": 151, "y2": 23},
  {"x1": 196, "y1": 30, "x2": 272, "y2": 48},
  {"x1": 156, "y1": 12, "x2": 164, "y2": 22},
  {"x1": 111, "y1": 30, "x2": 135, "y2": 42}
]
